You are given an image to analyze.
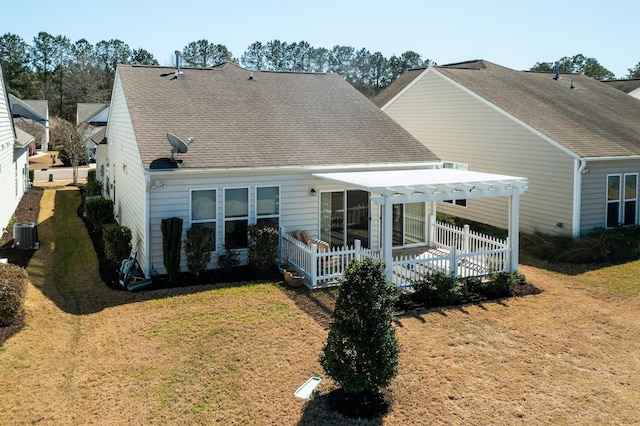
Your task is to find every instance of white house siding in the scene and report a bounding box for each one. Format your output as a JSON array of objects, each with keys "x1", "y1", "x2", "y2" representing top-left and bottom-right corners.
[
  {"x1": 580, "y1": 159, "x2": 640, "y2": 233},
  {"x1": 145, "y1": 169, "x2": 382, "y2": 276},
  {"x1": 0, "y1": 69, "x2": 22, "y2": 236},
  {"x1": 104, "y1": 74, "x2": 148, "y2": 268},
  {"x1": 383, "y1": 70, "x2": 576, "y2": 235}
]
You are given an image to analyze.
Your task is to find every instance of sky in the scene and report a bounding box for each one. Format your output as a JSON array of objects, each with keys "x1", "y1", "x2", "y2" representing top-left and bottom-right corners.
[{"x1": 2, "y1": 0, "x2": 638, "y2": 78}]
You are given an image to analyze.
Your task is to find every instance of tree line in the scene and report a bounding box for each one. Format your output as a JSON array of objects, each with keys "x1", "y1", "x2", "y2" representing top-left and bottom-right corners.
[
  {"x1": 2, "y1": 31, "x2": 640, "y2": 121},
  {"x1": 0, "y1": 32, "x2": 433, "y2": 120}
]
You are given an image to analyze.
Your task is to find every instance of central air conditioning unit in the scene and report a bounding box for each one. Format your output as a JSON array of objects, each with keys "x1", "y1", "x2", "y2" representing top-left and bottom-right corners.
[{"x1": 13, "y1": 222, "x2": 38, "y2": 250}]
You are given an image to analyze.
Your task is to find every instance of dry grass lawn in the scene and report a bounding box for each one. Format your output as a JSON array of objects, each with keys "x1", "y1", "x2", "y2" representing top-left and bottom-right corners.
[{"x1": 1, "y1": 187, "x2": 640, "y2": 425}]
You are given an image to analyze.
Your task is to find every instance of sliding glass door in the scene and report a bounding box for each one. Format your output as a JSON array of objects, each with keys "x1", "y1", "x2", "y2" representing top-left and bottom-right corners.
[
  {"x1": 320, "y1": 190, "x2": 369, "y2": 248},
  {"x1": 392, "y1": 202, "x2": 426, "y2": 247}
]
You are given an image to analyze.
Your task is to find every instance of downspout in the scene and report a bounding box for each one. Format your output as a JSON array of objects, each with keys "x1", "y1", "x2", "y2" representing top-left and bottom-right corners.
[
  {"x1": 572, "y1": 159, "x2": 587, "y2": 237},
  {"x1": 144, "y1": 174, "x2": 151, "y2": 279}
]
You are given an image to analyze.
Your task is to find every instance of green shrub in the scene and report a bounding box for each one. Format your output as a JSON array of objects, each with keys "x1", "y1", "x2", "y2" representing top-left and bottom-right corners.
[
  {"x1": 185, "y1": 226, "x2": 215, "y2": 275},
  {"x1": 247, "y1": 224, "x2": 279, "y2": 273},
  {"x1": 85, "y1": 198, "x2": 114, "y2": 227},
  {"x1": 412, "y1": 272, "x2": 461, "y2": 307},
  {"x1": 484, "y1": 273, "x2": 512, "y2": 299},
  {"x1": 558, "y1": 228, "x2": 638, "y2": 263},
  {"x1": 0, "y1": 264, "x2": 28, "y2": 326},
  {"x1": 217, "y1": 243, "x2": 240, "y2": 272},
  {"x1": 319, "y1": 257, "x2": 400, "y2": 395},
  {"x1": 459, "y1": 276, "x2": 484, "y2": 296},
  {"x1": 85, "y1": 169, "x2": 101, "y2": 196},
  {"x1": 520, "y1": 231, "x2": 571, "y2": 261},
  {"x1": 161, "y1": 217, "x2": 183, "y2": 280},
  {"x1": 102, "y1": 224, "x2": 132, "y2": 263}
]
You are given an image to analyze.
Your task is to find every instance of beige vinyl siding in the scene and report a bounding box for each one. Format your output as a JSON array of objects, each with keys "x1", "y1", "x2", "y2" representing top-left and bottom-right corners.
[
  {"x1": 105, "y1": 74, "x2": 148, "y2": 270},
  {"x1": 146, "y1": 170, "x2": 381, "y2": 275},
  {"x1": 580, "y1": 160, "x2": 640, "y2": 233},
  {"x1": 0, "y1": 70, "x2": 21, "y2": 233},
  {"x1": 384, "y1": 70, "x2": 576, "y2": 235}
]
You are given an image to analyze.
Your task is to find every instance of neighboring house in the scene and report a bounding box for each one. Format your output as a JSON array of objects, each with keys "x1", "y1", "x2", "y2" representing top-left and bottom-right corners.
[
  {"x1": 9, "y1": 94, "x2": 49, "y2": 153},
  {"x1": 0, "y1": 64, "x2": 30, "y2": 239},
  {"x1": 602, "y1": 78, "x2": 640, "y2": 100},
  {"x1": 374, "y1": 60, "x2": 640, "y2": 237},
  {"x1": 101, "y1": 62, "x2": 527, "y2": 285},
  {"x1": 77, "y1": 103, "x2": 109, "y2": 162}
]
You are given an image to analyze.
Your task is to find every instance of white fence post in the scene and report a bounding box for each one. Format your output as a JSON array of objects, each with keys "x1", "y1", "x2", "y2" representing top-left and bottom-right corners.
[
  {"x1": 355, "y1": 239, "x2": 361, "y2": 261},
  {"x1": 429, "y1": 214, "x2": 436, "y2": 247},
  {"x1": 311, "y1": 243, "x2": 318, "y2": 288},
  {"x1": 279, "y1": 226, "x2": 285, "y2": 264},
  {"x1": 450, "y1": 245, "x2": 458, "y2": 279},
  {"x1": 463, "y1": 224, "x2": 470, "y2": 253}
]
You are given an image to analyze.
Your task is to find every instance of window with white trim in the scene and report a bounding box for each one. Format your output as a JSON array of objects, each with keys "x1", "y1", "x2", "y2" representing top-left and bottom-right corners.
[
  {"x1": 191, "y1": 189, "x2": 217, "y2": 249},
  {"x1": 442, "y1": 162, "x2": 468, "y2": 207},
  {"x1": 224, "y1": 187, "x2": 249, "y2": 248},
  {"x1": 606, "y1": 174, "x2": 638, "y2": 228},
  {"x1": 256, "y1": 186, "x2": 280, "y2": 227}
]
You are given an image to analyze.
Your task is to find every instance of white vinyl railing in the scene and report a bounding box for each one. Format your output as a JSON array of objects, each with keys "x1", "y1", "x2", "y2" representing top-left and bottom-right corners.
[{"x1": 280, "y1": 220, "x2": 510, "y2": 289}]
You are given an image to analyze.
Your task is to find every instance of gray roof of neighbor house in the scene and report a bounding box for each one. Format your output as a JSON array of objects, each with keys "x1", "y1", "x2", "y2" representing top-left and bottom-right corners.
[
  {"x1": 77, "y1": 103, "x2": 109, "y2": 124},
  {"x1": 371, "y1": 68, "x2": 425, "y2": 108},
  {"x1": 602, "y1": 78, "x2": 640, "y2": 94},
  {"x1": 89, "y1": 126, "x2": 106, "y2": 145},
  {"x1": 375, "y1": 60, "x2": 640, "y2": 159},
  {"x1": 14, "y1": 127, "x2": 35, "y2": 148},
  {"x1": 115, "y1": 62, "x2": 439, "y2": 170},
  {"x1": 8, "y1": 94, "x2": 49, "y2": 121}
]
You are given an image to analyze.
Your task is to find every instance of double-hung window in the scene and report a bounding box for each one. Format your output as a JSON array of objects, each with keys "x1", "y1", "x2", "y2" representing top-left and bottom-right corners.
[
  {"x1": 191, "y1": 189, "x2": 217, "y2": 249},
  {"x1": 225, "y1": 188, "x2": 249, "y2": 248},
  {"x1": 256, "y1": 186, "x2": 280, "y2": 227},
  {"x1": 606, "y1": 174, "x2": 638, "y2": 228}
]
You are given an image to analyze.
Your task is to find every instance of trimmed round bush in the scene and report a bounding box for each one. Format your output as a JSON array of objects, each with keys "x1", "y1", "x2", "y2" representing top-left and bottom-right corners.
[{"x1": 0, "y1": 263, "x2": 28, "y2": 326}]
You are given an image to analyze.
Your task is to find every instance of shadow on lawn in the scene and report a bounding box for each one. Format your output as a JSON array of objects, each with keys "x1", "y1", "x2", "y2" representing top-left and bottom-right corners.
[{"x1": 26, "y1": 189, "x2": 278, "y2": 316}]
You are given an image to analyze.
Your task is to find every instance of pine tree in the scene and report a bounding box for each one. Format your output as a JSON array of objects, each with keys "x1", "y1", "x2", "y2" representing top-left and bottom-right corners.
[{"x1": 319, "y1": 257, "x2": 400, "y2": 395}]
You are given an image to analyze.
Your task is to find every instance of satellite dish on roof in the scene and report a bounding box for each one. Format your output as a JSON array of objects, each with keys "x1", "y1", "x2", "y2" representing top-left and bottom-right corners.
[{"x1": 167, "y1": 133, "x2": 193, "y2": 162}]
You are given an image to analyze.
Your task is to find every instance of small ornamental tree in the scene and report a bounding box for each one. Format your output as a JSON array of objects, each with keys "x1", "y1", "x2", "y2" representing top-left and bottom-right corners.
[
  {"x1": 185, "y1": 226, "x2": 215, "y2": 276},
  {"x1": 161, "y1": 217, "x2": 183, "y2": 280},
  {"x1": 247, "y1": 224, "x2": 279, "y2": 273},
  {"x1": 319, "y1": 257, "x2": 400, "y2": 397}
]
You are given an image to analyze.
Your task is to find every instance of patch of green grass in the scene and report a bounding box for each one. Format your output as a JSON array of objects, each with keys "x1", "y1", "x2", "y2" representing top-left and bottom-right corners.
[{"x1": 584, "y1": 260, "x2": 640, "y2": 297}]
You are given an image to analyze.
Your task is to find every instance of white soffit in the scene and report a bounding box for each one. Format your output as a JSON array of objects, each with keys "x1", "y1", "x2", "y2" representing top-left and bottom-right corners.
[{"x1": 313, "y1": 169, "x2": 528, "y2": 198}]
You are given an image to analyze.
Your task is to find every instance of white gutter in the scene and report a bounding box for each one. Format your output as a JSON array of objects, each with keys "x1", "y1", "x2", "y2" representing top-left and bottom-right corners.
[
  {"x1": 582, "y1": 155, "x2": 640, "y2": 161},
  {"x1": 145, "y1": 161, "x2": 442, "y2": 177},
  {"x1": 572, "y1": 159, "x2": 587, "y2": 237}
]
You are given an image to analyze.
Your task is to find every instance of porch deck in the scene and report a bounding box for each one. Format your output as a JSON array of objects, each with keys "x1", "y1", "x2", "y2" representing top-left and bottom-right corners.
[{"x1": 281, "y1": 219, "x2": 510, "y2": 289}]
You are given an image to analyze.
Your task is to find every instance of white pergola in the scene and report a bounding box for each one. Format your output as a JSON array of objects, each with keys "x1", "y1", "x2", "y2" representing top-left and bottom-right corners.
[{"x1": 314, "y1": 168, "x2": 529, "y2": 281}]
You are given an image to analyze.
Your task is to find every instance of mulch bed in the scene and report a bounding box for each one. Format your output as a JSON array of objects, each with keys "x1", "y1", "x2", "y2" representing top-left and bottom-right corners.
[
  {"x1": 0, "y1": 187, "x2": 44, "y2": 267},
  {"x1": 1, "y1": 186, "x2": 44, "y2": 345}
]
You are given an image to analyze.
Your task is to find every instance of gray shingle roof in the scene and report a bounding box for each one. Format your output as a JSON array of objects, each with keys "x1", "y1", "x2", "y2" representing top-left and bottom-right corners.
[
  {"x1": 371, "y1": 68, "x2": 426, "y2": 108},
  {"x1": 380, "y1": 60, "x2": 640, "y2": 159},
  {"x1": 77, "y1": 103, "x2": 109, "y2": 124},
  {"x1": 116, "y1": 62, "x2": 439, "y2": 170},
  {"x1": 602, "y1": 78, "x2": 640, "y2": 94}
]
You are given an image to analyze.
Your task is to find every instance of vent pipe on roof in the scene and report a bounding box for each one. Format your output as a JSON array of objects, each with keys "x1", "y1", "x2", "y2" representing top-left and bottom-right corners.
[
  {"x1": 174, "y1": 50, "x2": 182, "y2": 78},
  {"x1": 553, "y1": 61, "x2": 560, "y2": 80}
]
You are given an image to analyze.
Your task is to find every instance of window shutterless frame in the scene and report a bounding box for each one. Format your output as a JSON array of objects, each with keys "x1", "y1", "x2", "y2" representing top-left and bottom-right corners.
[
  {"x1": 255, "y1": 185, "x2": 280, "y2": 228},
  {"x1": 224, "y1": 187, "x2": 250, "y2": 249},
  {"x1": 606, "y1": 174, "x2": 622, "y2": 228}
]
